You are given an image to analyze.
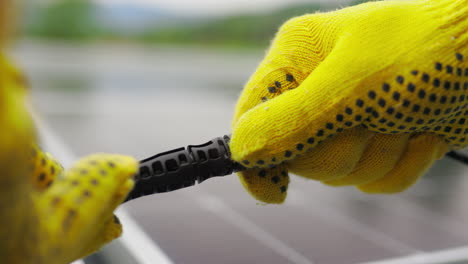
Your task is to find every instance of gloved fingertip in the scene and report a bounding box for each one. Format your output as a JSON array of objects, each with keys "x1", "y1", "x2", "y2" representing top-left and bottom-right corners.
[
  {"x1": 323, "y1": 133, "x2": 409, "y2": 187},
  {"x1": 112, "y1": 179, "x2": 134, "y2": 206},
  {"x1": 105, "y1": 215, "x2": 123, "y2": 241},
  {"x1": 357, "y1": 134, "x2": 447, "y2": 194},
  {"x1": 74, "y1": 154, "x2": 138, "y2": 183},
  {"x1": 30, "y1": 145, "x2": 64, "y2": 191},
  {"x1": 238, "y1": 165, "x2": 289, "y2": 204},
  {"x1": 356, "y1": 183, "x2": 404, "y2": 194}
]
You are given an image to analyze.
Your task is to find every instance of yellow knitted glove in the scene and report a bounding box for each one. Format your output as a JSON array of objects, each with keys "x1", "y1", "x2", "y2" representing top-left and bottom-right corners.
[
  {"x1": 231, "y1": 0, "x2": 467, "y2": 204},
  {"x1": 0, "y1": 54, "x2": 138, "y2": 263},
  {"x1": 34, "y1": 152, "x2": 137, "y2": 263}
]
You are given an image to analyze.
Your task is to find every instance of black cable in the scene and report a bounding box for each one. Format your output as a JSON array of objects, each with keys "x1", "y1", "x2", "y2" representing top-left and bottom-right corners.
[
  {"x1": 124, "y1": 135, "x2": 245, "y2": 203},
  {"x1": 124, "y1": 135, "x2": 468, "y2": 203},
  {"x1": 446, "y1": 151, "x2": 468, "y2": 164}
]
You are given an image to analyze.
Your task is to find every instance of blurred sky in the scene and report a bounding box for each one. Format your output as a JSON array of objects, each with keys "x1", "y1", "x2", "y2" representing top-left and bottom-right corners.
[{"x1": 93, "y1": 0, "x2": 354, "y2": 15}]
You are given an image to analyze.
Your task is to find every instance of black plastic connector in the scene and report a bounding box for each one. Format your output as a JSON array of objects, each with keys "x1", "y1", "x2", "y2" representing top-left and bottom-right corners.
[
  {"x1": 124, "y1": 135, "x2": 245, "y2": 202},
  {"x1": 124, "y1": 134, "x2": 468, "y2": 203}
]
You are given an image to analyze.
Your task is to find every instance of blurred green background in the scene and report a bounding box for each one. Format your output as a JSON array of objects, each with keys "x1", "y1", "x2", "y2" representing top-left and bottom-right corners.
[{"x1": 22, "y1": 0, "x2": 369, "y2": 49}]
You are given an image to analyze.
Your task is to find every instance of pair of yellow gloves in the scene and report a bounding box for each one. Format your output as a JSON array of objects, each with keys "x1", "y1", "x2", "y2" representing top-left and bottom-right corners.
[{"x1": 0, "y1": 0, "x2": 466, "y2": 262}]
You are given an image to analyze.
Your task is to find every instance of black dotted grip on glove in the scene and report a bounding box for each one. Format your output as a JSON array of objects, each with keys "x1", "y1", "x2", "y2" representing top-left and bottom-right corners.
[{"x1": 124, "y1": 135, "x2": 245, "y2": 203}]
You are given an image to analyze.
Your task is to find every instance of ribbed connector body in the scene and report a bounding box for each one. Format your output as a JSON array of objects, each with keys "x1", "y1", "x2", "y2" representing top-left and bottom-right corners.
[
  {"x1": 124, "y1": 134, "x2": 468, "y2": 203},
  {"x1": 124, "y1": 135, "x2": 244, "y2": 202}
]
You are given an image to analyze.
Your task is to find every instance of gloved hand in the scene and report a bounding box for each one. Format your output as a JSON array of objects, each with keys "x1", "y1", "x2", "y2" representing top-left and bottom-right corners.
[
  {"x1": 0, "y1": 54, "x2": 138, "y2": 263},
  {"x1": 33, "y1": 150, "x2": 136, "y2": 264},
  {"x1": 230, "y1": 0, "x2": 467, "y2": 203}
]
